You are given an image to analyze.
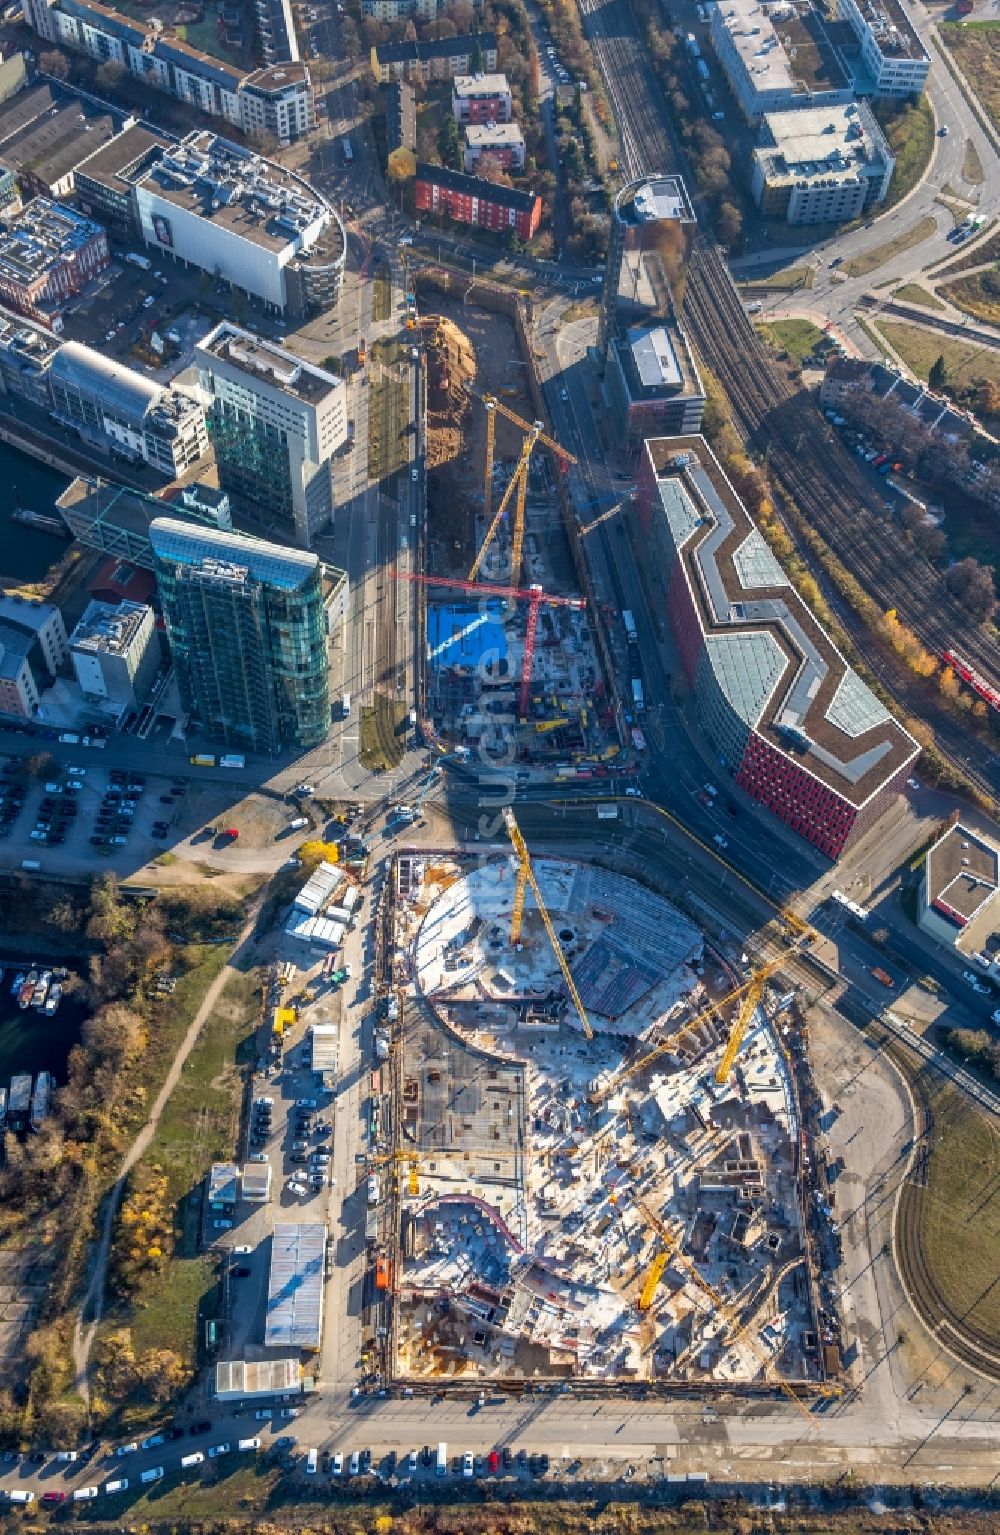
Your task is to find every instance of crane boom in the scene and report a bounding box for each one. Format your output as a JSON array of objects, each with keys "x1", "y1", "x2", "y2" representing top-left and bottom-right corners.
[
  {"x1": 392, "y1": 571, "x2": 584, "y2": 608},
  {"x1": 638, "y1": 1249, "x2": 670, "y2": 1312},
  {"x1": 715, "y1": 971, "x2": 768, "y2": 1085},
  {"x1": 635, "y1": 1198, "x2": 817, "y2": 1429},
  {"x1": 469, "y1": 431, "x2": 534, "y2": 582},
  {"x1": 503, "y1": 808, "x2": 593, "y2": 1039}
]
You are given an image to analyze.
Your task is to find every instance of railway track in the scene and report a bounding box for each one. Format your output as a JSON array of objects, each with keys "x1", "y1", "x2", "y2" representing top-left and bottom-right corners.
[{"x1": 580, "y1": 0, "x2": 1000, "y2": 793}]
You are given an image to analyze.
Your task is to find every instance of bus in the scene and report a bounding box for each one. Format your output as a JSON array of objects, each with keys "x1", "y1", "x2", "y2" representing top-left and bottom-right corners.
[
  {"x1": 340, "y1": 135, "x2": 353, "y2": 164},
  {"x1": 189, "y1": 754, "x2": 216, "y2": 767}
]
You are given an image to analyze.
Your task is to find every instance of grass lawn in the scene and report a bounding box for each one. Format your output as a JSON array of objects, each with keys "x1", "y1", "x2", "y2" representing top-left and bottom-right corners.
[
  {"x1": 737, "y1": 264, "x2": 815, "y2": 291},
  {"x1": 878, "y1": 97, "x2": 935, "y2": 209},
  {"x1": 359, "y1": 697, "x2": 407, "y2": 771},
  {"x1": 892, "y1": 283, "x2": 946, "y2": 311},
  {"x1": 845, "y1": 215, "x2": 937, "y2": 278},
  {"x1": 903, "y1": 1074, "x2": 1000, "y2": 1354},
  {"x1": 940, "y1": 21, "x2": 1000, "y2": 135},
  {"x1": 939, "y1": 269, "x2": 1000, "y2": 327},
  {"x1": 755, "y1": 317, "x2": 826, "y2": 364},
  {"x1": 111, "y1": 962, "x2": 260, "y2": 1369},
  {"x1": 963, "y1": 138, "x2": 985, "y2": 185},
  {"x1": 877, "y1": 319, "x2": 1000, "y2": 387},
  {"x1": 372, "y1": 262, "x2": 392, "y2": 324}
]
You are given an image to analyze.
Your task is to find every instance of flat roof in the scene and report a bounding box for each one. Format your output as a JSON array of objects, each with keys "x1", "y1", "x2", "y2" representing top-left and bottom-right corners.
[
  {"x1": 74, "y1": 122, "x2": 170, "y2": 191},
  {"x1": 244, "y1": 62, "x2": 310, "y2": 92},
  {"x1": 615, "y1": 175, "x2": 695, "y2": 227},
  {"x1": 758, "y1": 101, "x2": 891, "y2": 184},
  {"x1": 453, "y1": 72, "x2": 510, "y2": 95},
  {"x1": 150, "y1": 516, "x2": 321, "y2": 591},
  {"x1": 198, "y1": 320, "x2": 340, "y2": 406},
  {"x1": 848, "y1": 0, "x2": 926, "y2": 60},
  {"x1": 0, "y1": 301, "x2": 61, "y2": 367},
  {"x1": 715, "y1": 0, "x2": 849, "y2": 96},
  {"x1": 264, "y1": 1222, "x2": 326, "y2": 1349},
  {"x1": 645, "y1": 435, "x2": 920, "y2": 806},
  {"x1": 69, "y1": 598, "x2": 150, "y2": 656},
  {"x1": 630, "y1": 323, "x2": 682, "y2": 388},
  {"x1": 0, "y1": 198, "x2": 104, "y2": 287},
  {"x1": 214, "y1": 1358, "x2": 301, "y2": 1398},
  {"x1": 136, "y1": 131, "x2": 342, "y2": 266},
  {"x1": 465, "y1": 123, "x2": 525, "y2": 147},
  {"x1": 925, "y1": 823, "x2": 998, "y2": 928}
]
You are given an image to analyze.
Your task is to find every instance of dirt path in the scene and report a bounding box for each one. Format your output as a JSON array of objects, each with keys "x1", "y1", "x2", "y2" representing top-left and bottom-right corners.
[{"x1": 71, "y1": 908, "x2": 262, "y2": 1409}]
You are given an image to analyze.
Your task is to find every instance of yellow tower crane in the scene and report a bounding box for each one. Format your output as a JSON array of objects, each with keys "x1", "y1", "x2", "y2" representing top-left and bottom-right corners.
[
  {"x1": 503, "y1": 807, "x2": 594, "y2": 1040},
  {"x1": 473, "y1": 395, "x2": 577, "y2": 589},
  {"x1": 635, "y1": 1198, "x2": 818, "y2": 1430},
  {"x1": 715, "y1": 960, "x2": 781, "y2": 1086},
  {"x1": 637, "y1": 1249, "x2": 670, "y2": 1312}
]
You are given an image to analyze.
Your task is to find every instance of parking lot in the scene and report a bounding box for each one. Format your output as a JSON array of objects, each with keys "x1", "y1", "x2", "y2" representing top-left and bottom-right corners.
[{"x1": 207, "y1": 984, "x2": 339, "y2": 1361}]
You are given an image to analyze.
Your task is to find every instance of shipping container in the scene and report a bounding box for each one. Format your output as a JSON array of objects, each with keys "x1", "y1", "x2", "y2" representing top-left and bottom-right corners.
[{"x1": 189, "y1": 754, "x2": 216, "y2": 767}]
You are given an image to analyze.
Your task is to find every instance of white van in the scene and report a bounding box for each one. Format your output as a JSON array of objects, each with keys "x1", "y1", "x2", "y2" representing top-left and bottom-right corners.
[
  {"x1": 341, "y1": 692, "x2": 351, "y2": 718},
  {"x1": 103, "y1": 1479, "x2": 129, "y2": 1495},
  {"x1": 288, "y1": 817, "x2": 308, "y2": 831},
  {"x1": 139, "y1": 1466, "x2": 163, "y2": 1484},
  {"x1": 8, "y1": 1490, "x2": 34, "y2": 1504},
  {"x1": 306, "y1": 1447, "x2": 318, "y2": 1474},
  {"x1": 367, "y1": 1173, "x2": 381, "y2": 1206},
  {"x1": 238, "y1": 1437, "x2": 261, "y2": 1453},
  {"x1": 180, "y1": 1452, "x2": 204, "y2": 1469},
  {"x1": 436, "y1": 1442, "x2": 448, "y2": 1476}
]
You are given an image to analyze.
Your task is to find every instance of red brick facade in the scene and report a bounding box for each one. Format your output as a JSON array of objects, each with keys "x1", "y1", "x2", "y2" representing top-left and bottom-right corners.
[{"x1": 414, "y1": 166, "x2": 541, "y2": 241}]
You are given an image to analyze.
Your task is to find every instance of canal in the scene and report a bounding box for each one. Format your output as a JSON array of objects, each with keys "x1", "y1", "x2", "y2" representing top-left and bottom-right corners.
[{"x1": 1, "y1": 441, "x2": 71, "y2": 584}]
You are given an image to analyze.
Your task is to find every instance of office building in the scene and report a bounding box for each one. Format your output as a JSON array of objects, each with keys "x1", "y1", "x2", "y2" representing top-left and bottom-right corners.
[
  {"x1": 0, "y1": 594, "x2": 68, "y2": 676},
  {"x1": 196, "y1": 321, "x2": 347, "y2": 546},
  {"x1": 414, "y1": 163, "x2": 542, "y2": 240},
  {"x1": 605, "y1": 319, "x2": 705, "y2": 446},
  {"x1": 636, "y1": 435, "x2": 919, "y2": 858},
  {"x1": 0, "y1": 80, "x2": 118, "y2": 200},
  {"x1": 23, "y1": 0, "x2": 316, "y2": 140},
  {"x1": 752, "y1": 102, "x2": 894, "y2": 224},
  {"x1": 74, "y1": 123, "x2": 169, "y2": 239},
  {"x1": 834, "y1": 0, "x2": 929, "y2": 97},
  {"x1": 464, "y1": 122, "x2": 525, "y2": 172},
  {"x1": 68, "y1": 598, "x2": 159, "y2": 710},
  {"x1": 918, "y1": 822, "x2": 1000, "y2": 962},
  {"x1": 597, "y1": 175, "x2": 695, "y2": 367},
  {"x1": 0, "y1": 303, "x2": 61, "y2": 407},
  {"x1": 452, "y1": 72, "x2": 512, "y2": 123},
  {"x1": 0, "y1": 197, "x2": 108, "y2": 329},
  {"x1": 50, "y1": 343, "x2": 209, "y2": 477},
  {"x1": 710, "y1": 0, "x2": 852, "y2": 123},
  {"x1": 371, "y1": 33, "x2": 498, "y2": 84},
  {"x1": 150, "y1": 517, "x2": 332, "y2": 754},
  {"x1": 132, "y1": 132, "x2": 345, "y2": 319}
]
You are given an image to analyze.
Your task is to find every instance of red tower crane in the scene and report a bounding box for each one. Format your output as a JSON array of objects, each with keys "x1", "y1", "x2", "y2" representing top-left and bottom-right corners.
[{"x1": 393, "y1": 571, "x2": 585, "y2": 719}]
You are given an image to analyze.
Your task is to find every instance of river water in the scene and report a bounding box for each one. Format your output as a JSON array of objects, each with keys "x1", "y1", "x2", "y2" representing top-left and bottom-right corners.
[{"x1": 0, "y1": 441, "x2": 72, "y2": 583}]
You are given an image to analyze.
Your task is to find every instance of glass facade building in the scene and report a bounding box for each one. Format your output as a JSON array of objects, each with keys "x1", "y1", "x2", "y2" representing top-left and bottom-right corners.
[{"x1": 150, "y1": 517, "x2": 329, "y2": 755}]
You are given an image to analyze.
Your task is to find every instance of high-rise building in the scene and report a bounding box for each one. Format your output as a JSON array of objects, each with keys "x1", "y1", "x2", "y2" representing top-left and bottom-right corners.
[
  {"x1": 196, "y1": 321, "x2": 348, "y2": 546},
  {"x1": 150, "y1": 517, "x2": 331, "y2": 755}
]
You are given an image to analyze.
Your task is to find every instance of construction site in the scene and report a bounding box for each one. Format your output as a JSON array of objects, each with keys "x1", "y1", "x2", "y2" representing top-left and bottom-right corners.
[
  {"x1": 374, "y1": 824, "x2": 836, "y2": 1396},
  {"x1": 415, "y1": 299, "x2": 621, "y2": 768}
]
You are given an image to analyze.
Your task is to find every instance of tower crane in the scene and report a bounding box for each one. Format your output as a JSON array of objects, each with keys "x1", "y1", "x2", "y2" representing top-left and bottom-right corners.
[
  {"x1": 634, "y1": 1196, "x2": 818, "y2": 1429},
  {"x1": 715, "y1": 966, "x2": 771, "y2": 1086},
  {"x1": 474, "y1": 394, "x2": 577, "y2": 590},
  {"x1": 393, "y1": 570, "x2": 585, "y2": 719},
  {"x1": 502, "y1": 807, "x2": 594, "y2": 1040}
]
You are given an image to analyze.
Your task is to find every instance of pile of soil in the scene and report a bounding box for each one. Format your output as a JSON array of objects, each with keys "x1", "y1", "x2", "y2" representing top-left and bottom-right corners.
[{"x1": 422, "y1": 315, "x2": 476, "y2": 471}]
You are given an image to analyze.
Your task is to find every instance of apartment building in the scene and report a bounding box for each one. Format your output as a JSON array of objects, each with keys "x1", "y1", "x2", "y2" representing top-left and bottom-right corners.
[
  {"x1": 414, "y1": 162, "x2": 541, "y2": 240},
  {"x1": 451, "y1": 72, "x2": 512, "y2": 123},
  {"x1": 0, "y1": 197, "x2": 108, "y2": 328},
  {"x1": 370, "y1": 33, "x2": 498, "y2": 84}
]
